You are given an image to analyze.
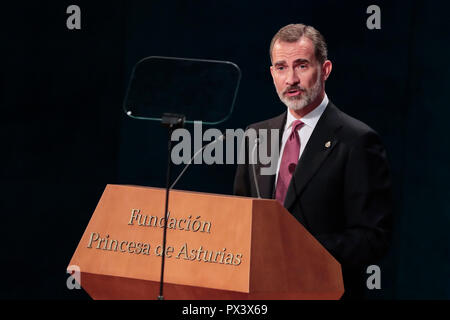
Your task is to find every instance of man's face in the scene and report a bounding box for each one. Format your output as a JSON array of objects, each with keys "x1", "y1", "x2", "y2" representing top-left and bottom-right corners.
[{"x1": 270, "y1": 37, "x2": 324, "y2": 111}]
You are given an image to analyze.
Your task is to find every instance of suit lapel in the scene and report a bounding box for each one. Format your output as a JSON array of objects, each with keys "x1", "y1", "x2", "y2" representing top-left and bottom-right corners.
[
  {"x1": 284, "y1": 102, "x2": 343, "y2": 211},
  {"x1": 256, "y1": 112, "x2": 286, "y2": 199}
]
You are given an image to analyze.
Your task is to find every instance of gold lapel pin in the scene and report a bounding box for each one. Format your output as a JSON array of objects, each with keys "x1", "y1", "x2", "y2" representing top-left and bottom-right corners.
[{"x1": 325, "y1": 141, "x2": 331, "y2": 148}]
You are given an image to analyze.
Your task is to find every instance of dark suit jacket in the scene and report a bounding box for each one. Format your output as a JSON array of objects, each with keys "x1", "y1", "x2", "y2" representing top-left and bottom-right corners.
[{"x1": 233, "y1": 101, "x2": 393, "y2": 299}]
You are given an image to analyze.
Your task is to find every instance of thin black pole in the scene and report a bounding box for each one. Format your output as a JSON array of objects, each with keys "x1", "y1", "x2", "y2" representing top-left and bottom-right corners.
[{"x1": 158, "y1": 124, "x2": 174, "y2": 300}]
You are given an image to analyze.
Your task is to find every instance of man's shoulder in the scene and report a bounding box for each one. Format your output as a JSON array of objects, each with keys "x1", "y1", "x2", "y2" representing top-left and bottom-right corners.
[
  {"x1": 330, "y1": 103, "x2": 383, "y2": 147},
  {"x1": 333, "y1": 105, "x2": 374, "y2": 134}
]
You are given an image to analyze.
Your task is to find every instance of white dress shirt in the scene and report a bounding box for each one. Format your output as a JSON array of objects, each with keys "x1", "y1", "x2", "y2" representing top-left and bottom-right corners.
[{"x1": 274, "y1": 94, "x2": 329, "y2": 186}]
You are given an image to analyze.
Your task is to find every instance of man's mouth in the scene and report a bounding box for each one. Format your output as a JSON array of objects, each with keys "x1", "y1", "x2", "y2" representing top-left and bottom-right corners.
[{"x1": 285, "y1": 88, "x2": 302, "y2": 97}]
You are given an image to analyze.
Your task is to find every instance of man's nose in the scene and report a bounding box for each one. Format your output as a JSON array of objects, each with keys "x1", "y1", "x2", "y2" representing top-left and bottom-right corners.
[{"x1": 286, "y1": 67, "x2": 300, "y2": 86}]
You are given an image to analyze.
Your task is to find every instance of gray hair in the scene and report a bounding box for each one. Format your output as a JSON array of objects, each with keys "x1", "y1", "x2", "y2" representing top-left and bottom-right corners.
[{"x1": 269, "y1": 23, "x2": 328, "y2": 65}]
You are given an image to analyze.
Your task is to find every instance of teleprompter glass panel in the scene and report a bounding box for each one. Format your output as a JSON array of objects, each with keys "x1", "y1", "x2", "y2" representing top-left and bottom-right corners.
[{"x1": 123, "y1": 56, "x2": 241, "y2": 125}]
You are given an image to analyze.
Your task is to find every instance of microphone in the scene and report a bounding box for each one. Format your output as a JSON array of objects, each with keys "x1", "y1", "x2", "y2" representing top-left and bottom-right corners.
[
  {"x1": 170, "y1": 134, "x2": 225, "y2": 190},
  {"x1": 251, "y1": 137, "x2": 262, "y2": 199}
]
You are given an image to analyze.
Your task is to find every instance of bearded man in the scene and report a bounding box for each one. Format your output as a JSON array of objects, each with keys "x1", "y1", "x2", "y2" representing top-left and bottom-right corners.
[{"x1": 233, "y1": 23, "x2": 393, "y2": 299}]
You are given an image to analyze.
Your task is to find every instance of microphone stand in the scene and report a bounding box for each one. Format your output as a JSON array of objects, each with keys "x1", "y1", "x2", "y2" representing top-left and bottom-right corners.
[
  {"x1": 158, "y1": 113, "x2": 185, "y2": 300},
  {"x1": 251, "y1": 137, "x2": 262, "y2": 199}
]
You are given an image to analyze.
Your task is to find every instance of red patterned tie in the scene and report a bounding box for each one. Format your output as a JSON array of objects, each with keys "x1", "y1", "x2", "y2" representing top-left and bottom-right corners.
[{"x1": 275, "y1": 120, "x2": 304, "y2": 204}]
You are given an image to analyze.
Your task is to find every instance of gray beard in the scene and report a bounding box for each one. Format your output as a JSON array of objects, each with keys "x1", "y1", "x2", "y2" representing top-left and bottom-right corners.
[{"x1": 279, "y1": 74, "x2": 323, "y2": 111}]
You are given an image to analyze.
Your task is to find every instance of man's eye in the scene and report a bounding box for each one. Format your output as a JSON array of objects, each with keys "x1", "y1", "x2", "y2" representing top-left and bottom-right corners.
[
  {"x1": 276, "y1": 66, "x2": 285, "y2": 71},
  {"x1": 297, "y1": 65, "x2": 307, "y2": 69}
]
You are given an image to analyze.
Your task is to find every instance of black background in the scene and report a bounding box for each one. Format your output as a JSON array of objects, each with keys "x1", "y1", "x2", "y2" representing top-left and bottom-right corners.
[{"x1": 1, "y1": 0, "x2": 449, "y2": 299}]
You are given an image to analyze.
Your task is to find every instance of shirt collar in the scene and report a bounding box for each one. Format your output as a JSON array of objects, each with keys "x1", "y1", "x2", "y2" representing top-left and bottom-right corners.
[{"x1": 286, "y1": 93, "x2": 329, "y2": 130}]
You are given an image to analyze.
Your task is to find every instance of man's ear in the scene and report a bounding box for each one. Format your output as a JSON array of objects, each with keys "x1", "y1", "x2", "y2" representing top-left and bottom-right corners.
[
  {"x1": 322, "y1": 60, "x2": 332, "y2": 81},
  {"x1": 269, "y1": 65, "x2": 275, "y2": 80}
]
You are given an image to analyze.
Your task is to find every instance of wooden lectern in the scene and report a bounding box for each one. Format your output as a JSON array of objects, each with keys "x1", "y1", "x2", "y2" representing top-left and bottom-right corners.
[{"x1": 68, "y1": 184, "x2": 343, "y2": 300}]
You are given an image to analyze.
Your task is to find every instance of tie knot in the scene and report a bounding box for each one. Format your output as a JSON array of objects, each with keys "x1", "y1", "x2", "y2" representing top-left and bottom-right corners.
[{"x1": 292, "y1": 120, "x2": 304, "y2": 132}]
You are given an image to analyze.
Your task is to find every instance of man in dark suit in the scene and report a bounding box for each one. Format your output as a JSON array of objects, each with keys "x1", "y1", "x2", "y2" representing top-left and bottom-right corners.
[{"x1": 233, "y1": 24, "x2": 393, "y2": 299}]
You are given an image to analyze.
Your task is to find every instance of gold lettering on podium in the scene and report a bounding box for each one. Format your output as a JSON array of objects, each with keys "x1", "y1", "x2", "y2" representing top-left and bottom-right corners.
[
  {"x1": 128, "y1": 209, "x2": 212, "y2": 233},
  {"x1": 86, "y1": 232, "x2": 243, "y2": 267}
]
